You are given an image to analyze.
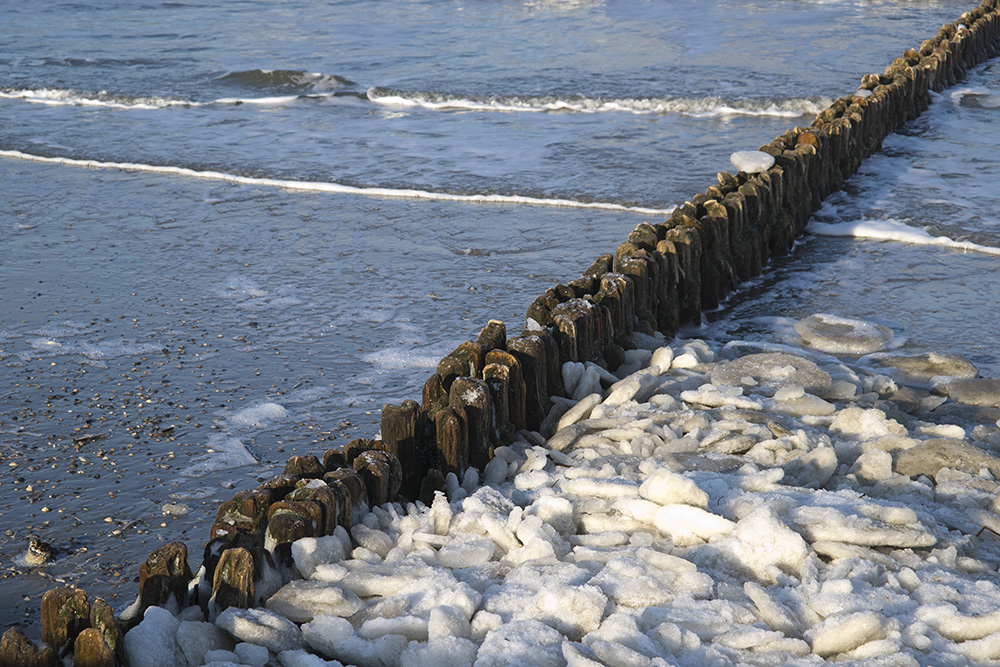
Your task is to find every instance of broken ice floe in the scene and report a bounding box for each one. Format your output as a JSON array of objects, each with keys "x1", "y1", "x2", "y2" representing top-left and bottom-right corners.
[{"x1": 125, "y1": 313, "x2": 1000, "y2": 666}]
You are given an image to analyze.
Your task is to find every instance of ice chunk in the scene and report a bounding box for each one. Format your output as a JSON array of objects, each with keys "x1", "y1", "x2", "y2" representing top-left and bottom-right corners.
[
  {"x1": 277, "y1": 649, "x2": 345, "y2": 667},
  {"x1": 266, "y1": 580, "x2": 365, "y2": 622},
  {"x1": 650, "y1": 346, "x2": 674, "y2": 372},
  {"x1": 743, "y1": 582, "x2": 798, "y2": 635},
  {"x1": 917, "y1": 603, "x2": 1000, "y2": 641},
  {"x1": 437, "y1": 540, "x2": 495, "y2": 568},
  {"x1": 794, "y1": 314, "x2": 894, "y2": 355},
  {"x1": 292, "y1": 536, "x2": 347, "y2": 579},
  {"x1": 399, "y1": 636, "x2": 478, "y2": 667},
  {"x1": 680, "y1": 384, "x2": 763, "y2": 410},
  {"x1": 808, "y1": 611, "x2": 888, "y2": 657},
  {"x1": 654, "y1": 504, "x2": 734, "y2": 546},
  {"x1": 561, "y1": 477, "x2": 641, "y2": 499},
  {"x1": 428, "y1": 605, "x2": 472, "y2": 641},
  {"x1": 791, "y1": 504, "x2": 934, "y2": 548},
  {"x1": 707, "y1": 506, "x2": 809, "y2": 584},
  {"x1": 359, "y1": 616, "x2": 428, "y2": 641},
  {"x1": 830, "y1": 406, "x2": 906, "y2": 440},
  {"x1": 730, "y1": 150, "x2": 775, "y2": 174},
  {"x1": 850, "y1": 449, "x2": 893, "y2": 482},
  {"x1": 527, "y1": 495, "x2": 576, "y2": 534},
  {"x1": 783, "y1": 447, "x2": 837, "y2": 488},
  {"x1": 868, "y1": 352, "x2": 978, "y2": 383},
  {"x1": 176, "y1": 620, "x2": 236, "y2": 667},
  {"x1": 558, "y1": 393, "x2": 603, "y2": 431},
  {"x1": 765, "y1": 387, "x2": 835, "y2": 416},
  {"x1": 711, "y1": 352, "x2": 832, "y2": 395},
  {"x1": 954, "y1": 632, "x2": 1000, "y2": 662},
  {"x1": 124, "y1": 606, "x2": 185, "y2": 667},
  {"x1": 352, "y1": 524, "x2": 394, "y2": 558},
  {"x1": 894, "y1": 438, "x2": 1000, "y2": 478},
  {"x1": 639, "y1": 469, "x2": 708, "y2": 508},
  {"x1": 215, "y1": 607, "x2": 304, "y2": 653},
  {"x1": 943, "y1": 378, "x2": 1000, "y2": 407},
  {"x1": 584, "y1": 612, "x2": 665, "y2": 660},
  {"x1": 235, "y1": 642, "x2": 270, "y2": 667},
  {"x1": 204, "y1": 648, "x2": 239, "y2": 664},
  {"x1": 476, "y1": 620, "x2": 566, "y2": 667},
  {"x1": 517, "y1": 583, "x2": 607, "y2": 640},
  {"x1": 604, "y1": 373, "x2": 660, "y2": 407},
  {"x1": 304, "y1": 615, "x2": 407, "y2": 666}
]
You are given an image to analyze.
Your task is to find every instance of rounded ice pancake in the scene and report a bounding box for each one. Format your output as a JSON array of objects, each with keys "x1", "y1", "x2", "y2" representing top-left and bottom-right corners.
[
  {"x1": 864, "y1": 351, "x2": 978, "y2": 384},
  {"x1": 711, "y1": 351, "x2": 832, "y2": 396},
  {"x1": 793, "y1": 313, "x2": 894, "y2": 355}
]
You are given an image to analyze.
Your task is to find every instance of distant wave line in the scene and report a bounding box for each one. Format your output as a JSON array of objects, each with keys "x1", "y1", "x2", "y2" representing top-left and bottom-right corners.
[
  {"x1": 1, "y1": 86, "x2": 829, "y2": 118},
  {"x1": 0, "y1": 149, "x2": 673, "y2": 215},
  {"x1": 366, "y1": 88, "x2": 830, "y2": 118}
]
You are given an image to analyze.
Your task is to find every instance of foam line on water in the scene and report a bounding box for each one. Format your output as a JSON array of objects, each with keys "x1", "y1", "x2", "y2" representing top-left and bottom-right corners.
[
  {"x1": 808, "y1": 218, "x2": 1000, "y2": 256},
  {"x1": 0, "y1": 149, "x2": 673, "y2": 215},
  {"x1": 366, "y1": 87, "x2": 830, "y2": 118}
]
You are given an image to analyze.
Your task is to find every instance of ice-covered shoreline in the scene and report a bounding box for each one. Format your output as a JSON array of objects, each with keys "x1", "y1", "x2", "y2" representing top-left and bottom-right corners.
[{"x1": 122, "y1": 315, "x2": 1000, "y2": 666}]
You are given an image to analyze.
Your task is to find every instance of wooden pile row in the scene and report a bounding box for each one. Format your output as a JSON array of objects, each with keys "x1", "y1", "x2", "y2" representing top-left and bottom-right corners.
[{"x1": 4, "y1": 2, "x2": 999, "y2": 665}]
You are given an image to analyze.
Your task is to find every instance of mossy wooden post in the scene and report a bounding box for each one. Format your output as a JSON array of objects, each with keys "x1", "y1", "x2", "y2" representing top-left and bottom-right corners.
[
  {"x1": 649, "y1": 243, "x2": 679, "y2": 337},
  {"x1": 483, "y1": 362, "x2": 512, "y2": 444},
  {"x1": 614, "y1": 243, "x2": 658, "y2": 331},
  {"x1": 551, "y1": 299, "x2": 597, "y2": 364},
  {"x1": 381, "y1": 399, "x2": 428, "y2": 500},
  {"x1": 421, "y1": 373, "x2": 449, "y2": 418},
  {"x1": 210, "y1": 547, "x2": 255, "y2": 616},
  {"x1": 437, "y1": 341, "x2": 485, "y2": 391},
  {"x1": 526, "y1": 293, "x2": 557, "y2": 328},
  {"x1": 89, "y1": 597, "x2": 123, "y2": 667},
  {"x1": 0, "y1": 627, "x2": 57, "y2": 667},
  {"x1": 40, "y1": 587, "x2": 89, "y2": 656},
  {"x1": 434, "y1": 405, "x2": 468, "y2": 476},
  {"x1": 72, "y1": 628, "x2": 114, "y2": 667},
  {"x1": 507, "y1": 335, "x2": 547, "y2": 430},
  {"x1": 354, "y1": 449, "x2": 402, "y2": 507},
  {"x1": 211, "y1": 488, "x2": 272, "y2": 543},
  {"x1": 477, "y1": 319, "x2": 507, "y2": 353},
  {"x1": 449, "y1": 377, "x2": 493, "y2": 470},
  {"x1": 486, "y1": 349, "x2": 526, "y2": 432},
  {"x1": 661, "y1": 225, "x2": 701, "y2": 325},
  {"x1": 287, "y1": 485, "x2": 341, "y2": 535},
  {"x1": 283, "y1": 455, "x2": 324, "y2": 479},
  {"x1": 136, "y1": 541, "x2": 192, "y2": 620}
]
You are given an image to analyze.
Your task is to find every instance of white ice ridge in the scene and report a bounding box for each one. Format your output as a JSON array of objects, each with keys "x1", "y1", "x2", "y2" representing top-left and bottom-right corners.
[
  {"x1": 808, "y1": 218, "x2": 1000, "y2": 256},
  {"x1": 126, "y1": 313, "x2": 1000, "y2": 667},
  {"x1": 0, "y1": 149, "x2": 672, "y2": 216}
]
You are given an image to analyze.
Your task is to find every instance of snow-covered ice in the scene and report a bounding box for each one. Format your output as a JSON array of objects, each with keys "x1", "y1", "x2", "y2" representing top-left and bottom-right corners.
[
  {"x1": 128, "y1": 314, "x2": 1000, "y2": 666},
  {"x1": 729, "y1": 150, "x2": 775, "y2": 174}
]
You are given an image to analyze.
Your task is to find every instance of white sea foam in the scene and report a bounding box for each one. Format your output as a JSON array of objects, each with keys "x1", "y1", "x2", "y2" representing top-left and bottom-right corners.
[
  {"x1": 808, "y1": 218, "x2": 1000, "y2": 256},
  {"x1": 366, "y1": 88, "x2": 830, "y2": 118},
  {"x1": 0, "y1": 150, "x2": 672, "y2": 215}
]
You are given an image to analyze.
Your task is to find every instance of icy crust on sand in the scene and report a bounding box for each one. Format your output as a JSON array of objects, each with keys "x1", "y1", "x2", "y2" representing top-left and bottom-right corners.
[{"x1": 128, "y1": 315, "x2": 1000, "y2": 666}]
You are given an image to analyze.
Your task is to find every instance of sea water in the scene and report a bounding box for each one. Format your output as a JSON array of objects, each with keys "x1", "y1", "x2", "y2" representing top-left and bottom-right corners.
[{"x1": 1, "y1": 0, "x2": 997, "y2": 634}]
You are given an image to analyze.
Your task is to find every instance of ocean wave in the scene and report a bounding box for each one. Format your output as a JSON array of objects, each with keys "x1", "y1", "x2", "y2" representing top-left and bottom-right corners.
[
  {"x1": 217, "y1": 68, "x2": 356, "y2": 93},
  {"x1": 2, "y1": 80, "x2": 827, "y2": 119},
  {"x1": 0, "y1": 87, "x2": 199, "y2": 110},
  {"x1": 0, "y1": 86, "x2": 368, "y2": 110},
  {"x1": 807, "y1": 218, "x2": 1000, "y2": 256},
  {"x1": 0, "y1": 149, "x2": 673, "y2": 215},
  {"x1": 366, "y1": 88, "x2": 830, "y2": 118}
]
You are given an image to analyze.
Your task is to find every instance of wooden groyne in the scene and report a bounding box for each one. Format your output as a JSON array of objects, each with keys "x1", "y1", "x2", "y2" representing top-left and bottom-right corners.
[{"x1": 4, "y1": 2, "x2": 1000, "y2": 665}]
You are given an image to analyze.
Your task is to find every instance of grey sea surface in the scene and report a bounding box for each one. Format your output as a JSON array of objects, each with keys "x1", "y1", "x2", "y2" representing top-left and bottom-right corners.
[{"x1": 2, "y1": 0, "x2": 998, "y2": 637}]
